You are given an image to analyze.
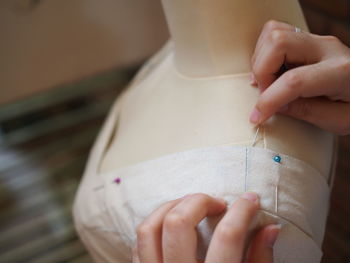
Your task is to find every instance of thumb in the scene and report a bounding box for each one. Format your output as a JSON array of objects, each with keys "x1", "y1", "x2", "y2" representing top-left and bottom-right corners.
[
  {"x1": 279, "y1": 97, "x2": 350, "y2": 135},
  {"x1": 246, "y1": 224, "x2": 281, "y2": 263}
]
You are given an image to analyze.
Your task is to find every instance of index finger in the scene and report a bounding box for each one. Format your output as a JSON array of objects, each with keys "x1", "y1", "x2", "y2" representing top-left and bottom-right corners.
[
  {"x1": 250, "y1": 63, "x2": 331, "y2": 125},
  {"x1": 162, "y1": 194, "x2": 227, "y2": 263},
  {"x1": 251, "y1": 20, "x2": 295, "y2": 67},
  {"x1": 205, "y1": 192, "x2": 260, "y2": 263}
]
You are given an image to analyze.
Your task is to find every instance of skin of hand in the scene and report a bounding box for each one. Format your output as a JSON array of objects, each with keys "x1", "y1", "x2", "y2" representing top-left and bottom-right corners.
[
  {"x1": 250, "y1": 20, "x2": 350, "y2": 135},
  {"x1": 133, "y1": 192, "x2": 280, "y2": 263}
]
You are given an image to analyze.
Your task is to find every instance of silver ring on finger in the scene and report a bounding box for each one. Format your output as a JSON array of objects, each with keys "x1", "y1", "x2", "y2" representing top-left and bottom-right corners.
[{"x1": 294, "y1": 26, "x2": 302, "y2": 33}]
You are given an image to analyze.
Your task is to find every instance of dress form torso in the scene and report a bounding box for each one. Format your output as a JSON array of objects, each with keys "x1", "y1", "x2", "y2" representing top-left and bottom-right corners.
[{"x1": 100, "y1": 0, "x2": 334, "y2": 178}]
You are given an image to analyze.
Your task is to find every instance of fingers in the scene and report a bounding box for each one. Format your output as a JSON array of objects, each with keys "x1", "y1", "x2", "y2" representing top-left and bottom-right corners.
[
  {"x1": 253, "y1": 30, "x2": 319, "y2": 91},
  {"x1": 205, "y1": 192, "x2": 260, "y2": 263},
  {"x1": 136, "y1": 199, "x2": 182, "y2": 263},
  {"x1": 250, "y1": 20, "x2": 350, "y2": 128},
  {"x1": 137, "y1": 193, "x2": 279, "y2": 263},
  {"x1": 250, "y1": 61, "x2": 349, "y2": 125},
  {"x1": 250, "y1": 65, "x2": 313, "y2": 124},
  {"x1": 280, "y1": 97, "x2": 350, "y2": 135},
  {"x1": 251, "y1": 20, "x2": 294, "y2": 68},
  {"x1": 252, "y1": 21, "x2": 321, "y2": 91},
  {"x1": 136, "y1": 194, "x2": 227, "y2": 263},
  {"x1": 246, "y1": 224, "x2": 281, "y2": 263},
  {"x1": 162, "y1": 194, "x2": 227, "y2": 263}
]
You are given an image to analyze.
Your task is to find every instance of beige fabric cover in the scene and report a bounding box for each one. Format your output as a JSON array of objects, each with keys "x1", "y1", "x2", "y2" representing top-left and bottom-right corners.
[
  {"x1": 73, "y1": 44, "x2": 334, "y2": 263},
  {"x1": 73, "y1": 104, "x2": 332, "y2": 263}
]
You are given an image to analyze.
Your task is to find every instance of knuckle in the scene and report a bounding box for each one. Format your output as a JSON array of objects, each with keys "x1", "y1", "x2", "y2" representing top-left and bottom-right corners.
[
  {"x1": 270, "y1": 30, "x2": 288, "y2": 49},
  {"x1": 163, "y1": 211, "x2": 189, "y2": 231},
  {"x1": 264, "y1": 20, "x2": 281, "y2": 32},
  {"x1": 215, "y1": 223, "x2": 244, "y2": 244},
  {"x1": 136, "y1": 222, "x2": 153, "y2": 240},
  {"x1": 283, "y1": 71, "x2": 302, "y2": 91}
]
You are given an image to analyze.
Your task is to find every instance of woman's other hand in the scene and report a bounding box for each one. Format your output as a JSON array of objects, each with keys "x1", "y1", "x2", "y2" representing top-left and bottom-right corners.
[
  {"x1": 133, "y1": 193, "x2": 280, "y2": 263},
  {"x1": 250, "y1": 20, "x2": 350, "y2": 135}
]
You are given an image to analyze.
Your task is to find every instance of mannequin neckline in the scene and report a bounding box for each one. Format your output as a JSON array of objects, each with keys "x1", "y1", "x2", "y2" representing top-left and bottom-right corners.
[{"x1": 157, "y1": 43, "x2": 253, "y2": 81}]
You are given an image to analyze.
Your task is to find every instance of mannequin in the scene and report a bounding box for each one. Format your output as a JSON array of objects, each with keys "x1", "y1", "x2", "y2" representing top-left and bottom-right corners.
[
  {"x1": 73, "y1": 0, "x2": 335, "y2": 262},
  {"x1": 100, "y1": 0, "x2": 334, "y2": 177}
]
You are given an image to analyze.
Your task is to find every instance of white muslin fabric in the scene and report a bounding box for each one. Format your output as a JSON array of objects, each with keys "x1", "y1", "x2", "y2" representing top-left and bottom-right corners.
[{"x1": 73, "y1": 93, "x2": 333, "y2": 263}]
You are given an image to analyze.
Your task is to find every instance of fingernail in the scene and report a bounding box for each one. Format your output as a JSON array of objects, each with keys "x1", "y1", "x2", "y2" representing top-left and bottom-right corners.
[
  {"x1": 181, "y1": 194, "x2": 192, "y2": 199},
  {"x1": 241, "y1": 192, "x2": 259, "y2": 203},
  {"x1": 266, "y1": 224, "x2": 282, "y2": 248},
  {"x1": 250, "y1": 73, "x2": 257, "y2": 86},
  {"x1": 215, "y1": 197, "x2": 227, "y2": 205},
  {"x1": 250, "y1": 108, "x2": 262, "y2": 124}
]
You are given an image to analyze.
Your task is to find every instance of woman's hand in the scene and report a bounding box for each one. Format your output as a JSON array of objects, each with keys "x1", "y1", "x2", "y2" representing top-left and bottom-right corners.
[
  {"x1": 133, "y1": 192, "x2": 280, "y2": 263},
  {"x1": 250, "y1": 20, "x2": 350, "y2": 135}
]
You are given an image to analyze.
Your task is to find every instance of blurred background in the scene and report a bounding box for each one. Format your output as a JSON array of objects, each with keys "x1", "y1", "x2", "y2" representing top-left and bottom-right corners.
[{"x1": 0, "y1": 0, "x2": 349, "y2": 262}]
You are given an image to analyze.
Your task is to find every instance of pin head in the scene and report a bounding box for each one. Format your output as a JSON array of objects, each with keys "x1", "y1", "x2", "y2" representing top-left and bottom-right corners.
[
  {"x1": 114, "y1": 178, "x2": 121, "y2": 184},
  {"x1": 273, "y1": 155, "x2": 282, "y2": 163}
]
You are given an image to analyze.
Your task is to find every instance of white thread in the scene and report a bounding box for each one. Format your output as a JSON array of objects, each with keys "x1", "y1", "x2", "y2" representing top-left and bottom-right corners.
[
  {"x1": 251, "y1": 126, "x2": 260, "y2": 147},
  {"x1": 275, "y1": 169, "x2": 281, "y2": 213},
  {"x1": 245, "y1": 127, "x2": 260, "y2": 192},
  {"x1": 275, "y1": 185, "x2": 279, "y2": 213}
]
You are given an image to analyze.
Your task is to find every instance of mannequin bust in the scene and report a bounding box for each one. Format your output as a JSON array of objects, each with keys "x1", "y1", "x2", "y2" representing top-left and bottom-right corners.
[{"x1": 100, "y1": 0, "x2": 334, "y2": 178}]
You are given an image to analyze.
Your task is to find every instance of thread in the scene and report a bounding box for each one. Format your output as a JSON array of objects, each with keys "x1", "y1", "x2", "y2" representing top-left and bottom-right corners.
[
  {"x1": 245, "y1": 127, "x2": 260, "y2": 192},
  {"x1": 251, "y1": 126, "x2": 260, "y2": 147},
  {"x1": 275, "y1": 170, "x2": 281, "y2": 213},
  {"x1": 275, "y1": 185, "x2": 279, "y2": 213}
]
